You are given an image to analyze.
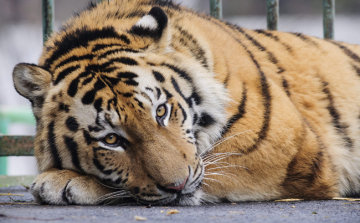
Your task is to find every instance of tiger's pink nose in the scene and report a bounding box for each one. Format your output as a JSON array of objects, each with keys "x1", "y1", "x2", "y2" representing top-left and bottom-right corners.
[{"x1": 166, "y1": 176, "x2": 189, "y2": 191}]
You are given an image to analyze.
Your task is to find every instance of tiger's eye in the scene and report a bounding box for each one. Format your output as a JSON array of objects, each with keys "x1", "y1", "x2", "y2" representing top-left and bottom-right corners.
[
  {"x1": 104, "y1": 134, "x2": 118, "y2": 145},
  {"x1": 156, "y1": 105, "x2": 166, "y2": 117}
]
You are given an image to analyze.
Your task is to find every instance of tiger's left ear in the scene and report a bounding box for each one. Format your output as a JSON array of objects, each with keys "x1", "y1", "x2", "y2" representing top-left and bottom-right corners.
[{"x1": 129, "y1": 7, "x2": 171, "y2": 52}]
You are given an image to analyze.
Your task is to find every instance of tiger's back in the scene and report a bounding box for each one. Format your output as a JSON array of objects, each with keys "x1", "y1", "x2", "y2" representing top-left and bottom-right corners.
[{"x1": 12, "y1": 0, "x2": 360, "y2": 204}]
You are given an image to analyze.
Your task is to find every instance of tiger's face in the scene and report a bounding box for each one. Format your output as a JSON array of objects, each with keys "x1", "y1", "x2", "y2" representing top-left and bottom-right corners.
[
  {"x1": 13, "y1": 6, "x2": 227, "y2": 205},
  {"x1": 46, "y1": 52, "x2": 206, "y2": 205}
]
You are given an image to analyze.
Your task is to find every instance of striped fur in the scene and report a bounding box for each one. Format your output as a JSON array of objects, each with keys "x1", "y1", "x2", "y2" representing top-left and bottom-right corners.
[{"x1": 12, "y1": 0, "x2": 360, "y2": 205}]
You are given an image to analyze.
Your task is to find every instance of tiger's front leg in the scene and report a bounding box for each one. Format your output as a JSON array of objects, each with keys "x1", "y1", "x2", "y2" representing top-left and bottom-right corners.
[{"x1": 30, "y1": 169, "x2": 117, "y2": 205}]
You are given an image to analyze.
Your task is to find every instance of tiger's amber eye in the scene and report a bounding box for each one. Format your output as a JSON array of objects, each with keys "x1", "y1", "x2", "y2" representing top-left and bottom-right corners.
[
  {"x1": 104, "y1": 134, "x2": 118, "y2": 145},
  {"x1": 156, "y1": 105, "x2": 166, "y2": 117}
]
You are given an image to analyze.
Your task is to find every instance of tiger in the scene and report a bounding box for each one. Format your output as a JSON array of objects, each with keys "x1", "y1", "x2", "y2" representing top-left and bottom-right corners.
[{"x1": 12, "y1": 0, "x2": 360, "y2": 205}]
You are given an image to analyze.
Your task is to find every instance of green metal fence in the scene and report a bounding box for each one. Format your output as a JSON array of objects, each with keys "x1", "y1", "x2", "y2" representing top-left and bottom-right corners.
[
  {"x1": 0, "y1": 0, "x2": 336, "y2": 177},
  {"x1": 0, "y1": 108, "x2": 35, "y2": 176}
]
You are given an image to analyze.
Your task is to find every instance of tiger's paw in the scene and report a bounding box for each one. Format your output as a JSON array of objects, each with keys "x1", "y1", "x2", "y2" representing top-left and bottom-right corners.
[{"x1": 30, "y1": 169, "x2": 115, "y2": 205}]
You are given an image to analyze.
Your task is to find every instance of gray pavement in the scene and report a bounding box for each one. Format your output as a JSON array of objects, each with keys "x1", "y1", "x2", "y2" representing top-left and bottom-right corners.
[{"x1": 0, "y1": 187, "x2": 359, "y2": 223}]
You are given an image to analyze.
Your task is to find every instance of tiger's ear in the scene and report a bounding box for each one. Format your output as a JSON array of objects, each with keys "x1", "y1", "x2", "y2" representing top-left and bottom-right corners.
[
  {"x1": 129, "y1": 7, "x2": 171, "y2": 52},
  {"x1": 13, "y1": 63, "x2": 52, "y2": 118}
]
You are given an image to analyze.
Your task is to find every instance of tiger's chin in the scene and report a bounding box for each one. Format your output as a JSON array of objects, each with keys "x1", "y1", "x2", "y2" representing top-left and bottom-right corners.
[{"x1": 136, "y1": 190, "x2": 204, "y2": 206}]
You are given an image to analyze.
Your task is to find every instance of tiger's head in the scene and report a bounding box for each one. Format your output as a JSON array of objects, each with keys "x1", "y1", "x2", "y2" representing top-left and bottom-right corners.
[{"x1": 13, "y1": 5, "x2": 228, "y2": 205}]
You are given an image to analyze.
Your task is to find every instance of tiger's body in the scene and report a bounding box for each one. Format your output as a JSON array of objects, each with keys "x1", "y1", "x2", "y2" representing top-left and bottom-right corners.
[{"x1": 12, "y1": 0, "x2": 360, "y2": 205}]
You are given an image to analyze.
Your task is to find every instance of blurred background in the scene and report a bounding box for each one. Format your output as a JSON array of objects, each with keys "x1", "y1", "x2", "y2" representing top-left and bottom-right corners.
[{"x1": 0, "y1": 0, "x2": 359, "y2": 176}]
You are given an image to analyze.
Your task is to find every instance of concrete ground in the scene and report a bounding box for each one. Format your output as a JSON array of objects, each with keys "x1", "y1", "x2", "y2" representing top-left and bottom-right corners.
[{"x1": 0, "y1": 186, "x2": 359, "y2": 223}]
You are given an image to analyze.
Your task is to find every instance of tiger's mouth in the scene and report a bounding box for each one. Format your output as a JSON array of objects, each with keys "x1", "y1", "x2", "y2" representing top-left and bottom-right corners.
[
  {"x1": 134, "y1": 166, "x2": 204, "y2": 206},
  {"x1": 135, "y1": 184, "x2": 203, "y2": 206},
  {"x1": 98, "y1": 164, "x2": 204, "y2": 205}
]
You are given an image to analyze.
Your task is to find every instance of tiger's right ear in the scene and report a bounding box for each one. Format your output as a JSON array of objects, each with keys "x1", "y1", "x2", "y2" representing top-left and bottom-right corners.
[
  {"x1": 129, "y1": 7, "x2": 171, "y2": 53},
  {"x1": 13, "y1": 63, "x2": 52, "y2": 118}
]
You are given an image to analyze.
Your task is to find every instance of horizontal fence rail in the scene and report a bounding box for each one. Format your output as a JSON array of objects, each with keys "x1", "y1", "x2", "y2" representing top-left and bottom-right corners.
[{"x1": 0, "y1": 136, "x2": 35, "y2": 156}]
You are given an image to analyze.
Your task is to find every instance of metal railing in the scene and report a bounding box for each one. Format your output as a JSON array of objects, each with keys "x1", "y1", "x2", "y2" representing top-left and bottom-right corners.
[{"x1": 0, "y1": 1, "x2": 336, "y2": 160}]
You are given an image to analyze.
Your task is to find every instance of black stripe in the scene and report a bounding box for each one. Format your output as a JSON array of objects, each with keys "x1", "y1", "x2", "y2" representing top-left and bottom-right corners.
[
  {"x1": 162, "y1": 63, "x2": 193, "y2": 83},
  {"x1": 109, "y1": 57, "x2": 138, "y2": 66},
  {"x1": 207, "y1": 21, "x2": 272, "y2": 153},
  {"x1": 102, "y1": 75, "x2": 121, "y2": 87},
  {"x1": 290, "y1": 32, "x2": 318, "y2": 46},
  {"x1": 59, "y1": 103, "x2": 69, "y2": 112},
  {"x1": 152, "y1": 71, "x2": 165, "y2": 82},
  {"x1": 163, "y1": 88, "x2": 173, "y2": 99},
  {"x1": 282, "y1": 121, "x2": 327, "y2": 193},
  {"x1": 48, "y1": 121, "x2": 62, "y2": 169},
  {"x1": 178, "y1": 102, "x2": 187, "y2": 126},
  {"x1": 83, "y1": 129, "x2": 96, "y2": 145},
  {"x1": 92, "y1": 147, "x2": 114, "y2": 175},
  {"x1": 255, "y1": 29, "x2": 280, "y2": 41},
  {"x1": 67, "y1": 71, "x2": 93, "y2": 97},
  {"x1": 82, "y1": 78, "x2": 106, "y2": 105},
  {"x1": 54, "y1": 65, "x2": 80, "y2": 85},
  {"x1": 330, "y1": 41, "x2": 360, "y2": 64},
  {"x1": 246, "y1": 51, "x2": 272, "y2": 153},
  {"x1": 118, "y1": 72, "x2": 138, "y2": 79},
  {"x1": 65, "y1": 116, "x2": 79, "y2": 132},
  {"x1": 141, "y1": 92, "x2": 153, "y2": 105},
  {"x1": 171, "y1": 76, "x2": 189, "y2": 106},
  {"x1": 64, "y1": 136, "x2": 84, "y2": 173},
  {"x1": 94, "y1": 98, "x2": 103, "y2": 113},
  {"x1": 236, "y1": 28, "x2": 286, "y2": 75},
  {"x1": 222, "y1": 85, "x2": 247, "y2": 135},
  {"x1": 124, "y1": 80, "x2": 139, "y2": 86},
  {"x1": 198, "y1": 113, "x2": 216, "y2": 128},
  {"x1": 155, "y1": 87, "x2": 161, "y2": 100},
  {"x1": 353, "y1": 65, "x2": 360, "y2": 77},
  {"x1": 93, "y1": 43, "x2": 126, "y2": 52},
  {"x1": 134, "y1": 98, "x2": 144, "y2": 109},
  {"x1": 61, "y1": 180, "x2": 71, "y2": 204},
  {"x1": 97, "y1": 48, "x2": 139, "y2": 59},
  {"x1": 282, "y1": 77, "x2": 291, "y2": 97},
  {"x1": 175, "y1": 25, "x2": 208, "y2": 68},
  {"x1": 122, "y1": 92, "x2": 133, "y2": 98},
  {"x1": 322, "y1": 81, "x2": 353, "y2": 149},
  {"x1": 254, "y1": 29, "x2": 293, "y2": 53},
  {"x1": 44, "y1": 27, "x2": 130, "y2": 70},
  {"x1": 56, "y1": 54, "x2": 93, "y2": 69},
  {"x1": 223, "y1": 67, "x2": 230, "y2": 87}
]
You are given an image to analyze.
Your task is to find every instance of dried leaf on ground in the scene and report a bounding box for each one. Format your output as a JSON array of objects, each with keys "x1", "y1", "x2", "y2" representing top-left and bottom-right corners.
[
  {"x1": 332, "y1": 197, "x2": 360, "y2": 201},
  {"x1": 0, "y1": 193, "x2": 24, "y2": 196},
  {"x1": 274, "y1": 198, "x2": 303, "y2": 202},
  {"x1": 167, "y1": 209, "x2": 180, "y2": 215},
  {"x1": 134, "y1": 216, "x2": 147, "y2": 221}
]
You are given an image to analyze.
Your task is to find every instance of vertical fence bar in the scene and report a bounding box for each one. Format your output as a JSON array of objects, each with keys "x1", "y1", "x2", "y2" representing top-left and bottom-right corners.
[
  {"x1": 210, "y1": 0, "x2": 223, "y2": 19},
  {"x1": 267, "y1": 0, "x2": 279, "y2": 30},
  {"x1": 42, "y1": 0, "x2": 54, "y2": 44},
  {"x1": 323, "y1": 0, "x2": 335, "y2": 39}
]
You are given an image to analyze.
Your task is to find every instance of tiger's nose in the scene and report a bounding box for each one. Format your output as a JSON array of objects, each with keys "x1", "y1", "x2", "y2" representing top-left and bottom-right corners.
[{"x1": 165, "y1": 175, "x2": 189, "y2": 191}]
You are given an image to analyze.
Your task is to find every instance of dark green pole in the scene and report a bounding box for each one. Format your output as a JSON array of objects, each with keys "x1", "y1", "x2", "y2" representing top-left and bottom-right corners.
[
  {"x1": 210, "y1": 0, "x2": 223, "y2": 19},
  {"x1": 323, "y1": 0, "x2": 335, "y2": 39},
  {"x1": 267, "y1": 0, "x2": 279, "y2": 30},
  {"x1": 42, "y1": 0, "x2": 54, "y2": 44}
]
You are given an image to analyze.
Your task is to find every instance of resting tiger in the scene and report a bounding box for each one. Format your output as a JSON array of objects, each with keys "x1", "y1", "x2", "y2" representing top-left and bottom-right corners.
[{"x1": 12, "y1": 0, "x2": 360, "y2": 205}]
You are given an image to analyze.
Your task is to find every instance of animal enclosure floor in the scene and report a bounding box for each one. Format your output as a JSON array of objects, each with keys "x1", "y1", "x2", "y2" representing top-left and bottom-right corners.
[{"x1": 0, "y1": 187, "x2": 359, "y2": 223}]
